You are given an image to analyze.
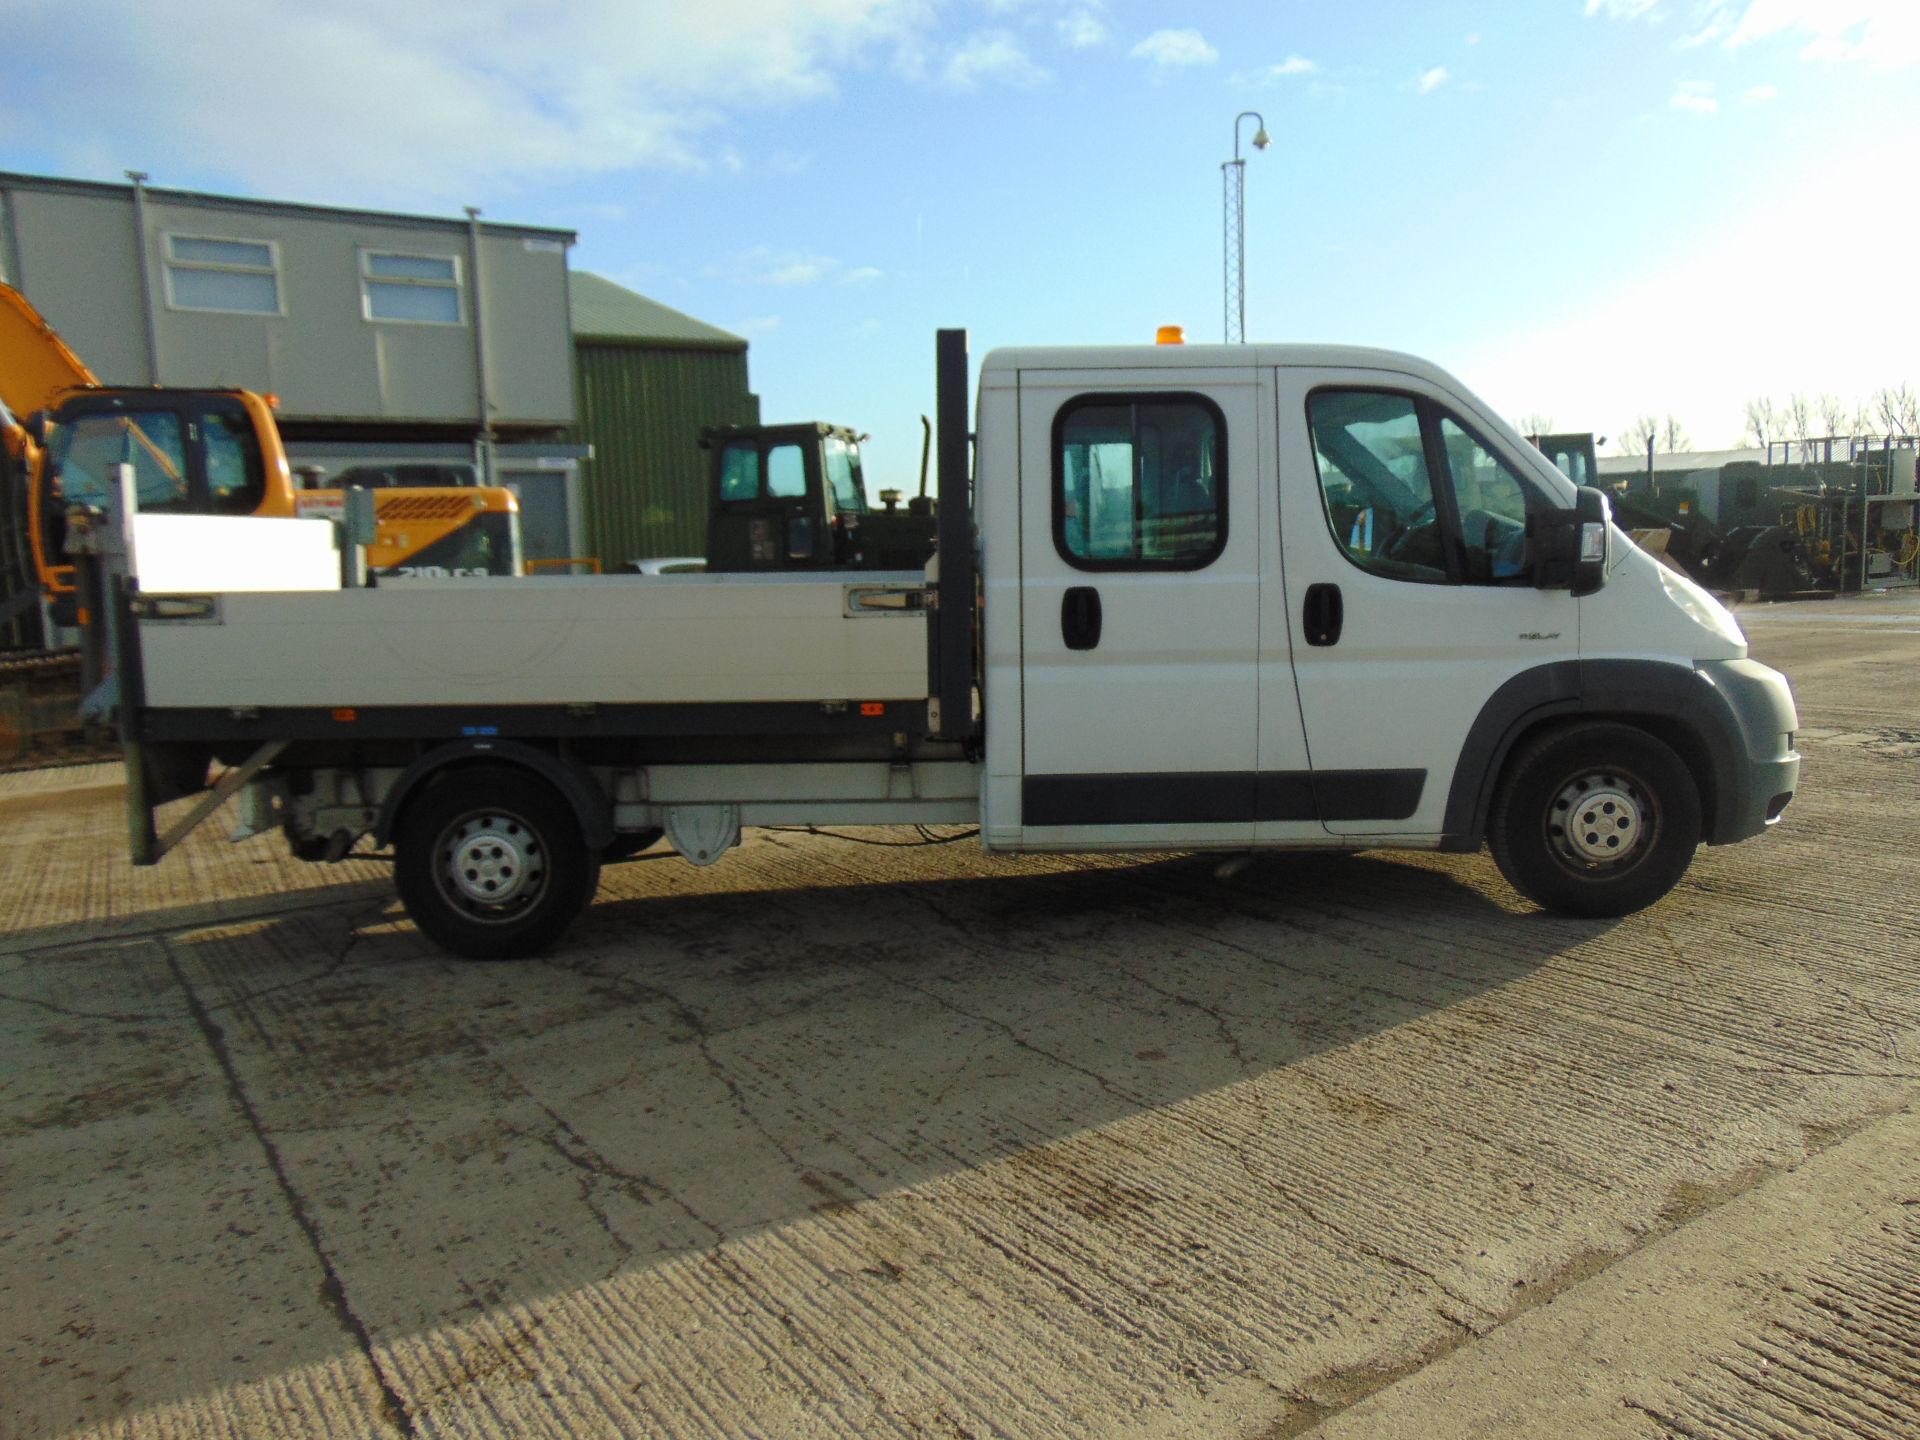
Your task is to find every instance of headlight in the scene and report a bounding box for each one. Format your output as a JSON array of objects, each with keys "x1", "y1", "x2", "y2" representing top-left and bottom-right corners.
[{"x1": 1657, "y1": 562, "x2": 1747, "y2": 648}]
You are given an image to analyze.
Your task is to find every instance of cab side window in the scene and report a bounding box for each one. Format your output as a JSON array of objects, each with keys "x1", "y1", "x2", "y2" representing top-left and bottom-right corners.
[
  {"x1": 1438, "y1": 417, "x2": 1532, "y2": 583},
  {"x1": 1306, "y1": 391, "x2": 1446, "y2": 582},
  {"x1": 1308, "y1": 389, "x2": 1546, "y2": 586},
  {"x1": 766, "y1": 443, "x2": 806, "y2": 500},
  {"x1": 202, "y1": 408, "x2": 265, "y2": 514},
  {"x1": 1054, "y1": 394, "x2": 1226, "y2": 569},
  {"x1": 718, "y1": 443, "x2": 760, "y2": 501}
]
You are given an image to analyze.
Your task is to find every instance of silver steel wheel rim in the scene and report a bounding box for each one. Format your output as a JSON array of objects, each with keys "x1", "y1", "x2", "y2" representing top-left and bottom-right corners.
[
  {"x1": 1548, "y1": 770, "x2": 1652, "y2": 870},
  {"x1": 438, "y1": 811, "x2": 546, "y2": 919}
]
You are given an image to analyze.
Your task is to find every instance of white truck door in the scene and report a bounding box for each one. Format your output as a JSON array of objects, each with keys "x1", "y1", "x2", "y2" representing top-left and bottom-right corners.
[
  {"x1": 1015, "y1": 367, "x2": 1273, "y2": 848},
  {"x1": 1274, "y1": 366, "x2": 1582, "y2": 837}
]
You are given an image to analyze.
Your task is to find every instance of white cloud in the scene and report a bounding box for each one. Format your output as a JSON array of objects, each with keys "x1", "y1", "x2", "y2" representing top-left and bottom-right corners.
[
  {"x1": 727, "y1": 248, "x2": 875, "y2": 287},
  {"x1": 1670, "y1": 79, "x2": 1719, "y2": 112},
  {"x1": 732, "y1": 315, "x2": 784, "y2": 336},
  {"x1": 1741, "y1": 83, "x2": 1781, "y2": 102},
  {"x1": 1059, "y1": 11, "x2": 1108, "y2": 48},
  {"x1": 765, "y1": 259, "x2": 831, "y2": 285},
  {"x1": 1594, "y1": 1, "x2": 1920, "y2": 68},
  {"x1": 1415, "y1": 66, "x2": 1450, "y2": 95},
  {"x1": 0, "y1": 0, "x2": 932, "y2": 209},
  {"x1": 1271, "y1": 55, "x2": 1316, "y2": 77},
  {"x1": 1130, "y1": 29, "x2": 1218, "y2": 68},
  {"x1": 944, "y1": 31, "x2": 1049, "y2": 89}
]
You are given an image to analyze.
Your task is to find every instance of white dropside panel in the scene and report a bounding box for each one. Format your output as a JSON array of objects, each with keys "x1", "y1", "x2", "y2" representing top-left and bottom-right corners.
[
  {"x1": 134, "y1": 515, "x2": 341, "y2": 594},
  {"x1": 138, "y1": 572, "x2": 930, "y2": 710}
]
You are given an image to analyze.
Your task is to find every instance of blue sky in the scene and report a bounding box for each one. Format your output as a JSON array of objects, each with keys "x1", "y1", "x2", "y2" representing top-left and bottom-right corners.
[{"x1": 6, "y1": 1, "x2": 1919, "y2": 486}]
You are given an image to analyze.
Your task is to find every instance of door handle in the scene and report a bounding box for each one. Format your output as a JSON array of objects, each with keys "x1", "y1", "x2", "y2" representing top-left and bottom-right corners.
[
  {"x1": 1061, "y1": 586, "x2": 1103, "y2": 650},
  {"x1": 1303, "y1": 582, "x2": 1343, "y2": 647}
]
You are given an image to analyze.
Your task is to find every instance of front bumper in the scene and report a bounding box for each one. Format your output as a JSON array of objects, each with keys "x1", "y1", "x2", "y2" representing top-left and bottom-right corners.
[{"x1": 1700, "y1": 657, "x2": 1801, "y2": 844}]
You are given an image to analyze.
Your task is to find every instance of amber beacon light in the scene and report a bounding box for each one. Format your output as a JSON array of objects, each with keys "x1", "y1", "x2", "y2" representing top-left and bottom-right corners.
[{"x1": 1156, "y1": 325, "x2": 1186, "y2": 345}]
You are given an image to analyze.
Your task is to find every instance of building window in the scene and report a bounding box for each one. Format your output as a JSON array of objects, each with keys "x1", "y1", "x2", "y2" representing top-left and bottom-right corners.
[
  {"x1": 163, "y1": 234, "x2": 282, "y2": 315},
  {"x1": 361, "y1": 251, "x2": 463, "y2": 325},
  {"x1": 1053, "y1": 393, "x2": 1226, "y2": 570}
]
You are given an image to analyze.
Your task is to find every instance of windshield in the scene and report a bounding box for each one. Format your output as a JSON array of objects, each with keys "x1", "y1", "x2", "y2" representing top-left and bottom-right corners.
[
  {"x1": 823, "y1": 437, "x2": 867, "y2": 513},
  {"x1": 48, "y1": 411, "x2": 190, "y2": 512}
]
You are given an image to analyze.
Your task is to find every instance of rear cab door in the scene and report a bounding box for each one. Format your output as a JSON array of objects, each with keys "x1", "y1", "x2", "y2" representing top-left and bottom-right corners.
[{"x1": 1008, "y1": 357, "x2": 1302, "y2": 849}]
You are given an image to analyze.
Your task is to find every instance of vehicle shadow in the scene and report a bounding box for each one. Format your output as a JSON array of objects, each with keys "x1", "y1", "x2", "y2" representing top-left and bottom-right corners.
[{"x1": 8, "y1": 845, "x2": 1615, "y2": 1432}]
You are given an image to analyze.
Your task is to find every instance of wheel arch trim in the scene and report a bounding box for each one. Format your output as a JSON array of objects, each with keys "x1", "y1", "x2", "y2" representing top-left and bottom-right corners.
[
  {"x1": 373, "y1": 739, "x2": 615, "y2": 850},
  {"x1": 1443, "y1": 659, "x2": 1745, "y2": 850}
]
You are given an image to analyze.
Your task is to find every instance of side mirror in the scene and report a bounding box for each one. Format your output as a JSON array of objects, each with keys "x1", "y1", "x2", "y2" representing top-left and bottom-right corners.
[
  {"x1": 786, "y1": 514, "x2": 816, "y2": 562},
  {"x1": 1528, "y1": 485, "x2": 1611, "y2": 597}
]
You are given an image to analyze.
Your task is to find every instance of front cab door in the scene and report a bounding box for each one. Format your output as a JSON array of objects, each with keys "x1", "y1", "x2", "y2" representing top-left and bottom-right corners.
[{"x1": 1275, "y1": 367, "x2": 1581, "y2": 838}]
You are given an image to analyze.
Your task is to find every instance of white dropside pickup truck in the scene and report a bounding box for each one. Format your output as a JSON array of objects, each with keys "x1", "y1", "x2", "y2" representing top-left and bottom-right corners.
[{"x1": 85, "y1": 330, "x2": 1800, "y2": 958}]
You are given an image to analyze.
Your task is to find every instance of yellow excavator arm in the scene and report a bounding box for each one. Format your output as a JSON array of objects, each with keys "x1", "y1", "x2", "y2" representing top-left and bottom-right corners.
[{"x1": 0, "y1": 282, "x2": 97, "y2": 422}]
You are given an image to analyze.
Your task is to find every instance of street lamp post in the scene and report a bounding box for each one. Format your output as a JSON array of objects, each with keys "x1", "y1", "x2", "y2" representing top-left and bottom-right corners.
[{"x1": 1222, "y1": 111, "x2": 1271, "y2": 344}]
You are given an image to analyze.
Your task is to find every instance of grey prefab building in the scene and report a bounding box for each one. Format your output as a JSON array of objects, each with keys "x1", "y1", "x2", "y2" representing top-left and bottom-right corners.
[{"x1": 0, "y1": 171, "x2": 576, "y2": 435}]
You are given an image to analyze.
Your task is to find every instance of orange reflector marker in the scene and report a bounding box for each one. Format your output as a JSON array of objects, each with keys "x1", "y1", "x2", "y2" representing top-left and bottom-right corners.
[
  {"x1": 76, "y1": 608, "x2": 89, "y2": 626},
  {"x1": 263, "y1": 392, "x2": 280, "y2": 409},
  {"x1": 860, "y1": 702, "x2": 885, "y2": 717},
  {"x1": 331, "y1": 707, "x2": 357, "y2": 723},
  {"x1": 1156, "y1": 325, "x2": 1186, "y2": 345}
]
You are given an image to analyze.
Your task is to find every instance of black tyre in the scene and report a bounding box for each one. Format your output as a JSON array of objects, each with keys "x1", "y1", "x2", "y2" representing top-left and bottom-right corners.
[
  {"x1": 1488, "y1": 723, "x2": 1701, "y2": 919},
  {"x1": 602, "y1": 827, "x2": 665, "y2": 863},
  {"x1": 393, "y1": 765, "x2": 597, "y2": 959}
]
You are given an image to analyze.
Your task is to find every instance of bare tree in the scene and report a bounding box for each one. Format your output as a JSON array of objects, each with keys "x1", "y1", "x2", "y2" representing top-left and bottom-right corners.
[
  {"x1": 1743, "y1": 396, "x2": 1778, "y2": 451},
  {"x1": 1876, "y1": 384, "x2": 1920, "y2": 436},
  {"x1": 1621, "y1": 415, "x2": 1659, "y2": 456},
  {"x1": 1785, "y1": 393, "x2": 1814, "y2": 445},
  {"x1": 1818, "y1": 393, "x2": 1850, "y2": 436},
  {"x1": 1513, "y1": 412, "x2": 1554, "y2": 439},
  {"x1": 1658, "y1": 414, "x2": 1690, "y2": 453}
]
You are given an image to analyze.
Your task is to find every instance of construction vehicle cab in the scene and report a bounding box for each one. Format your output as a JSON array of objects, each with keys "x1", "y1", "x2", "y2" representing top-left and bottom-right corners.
[
  {"x1": 32, "y1": 388, "x2": 279, "y2": 624},
  {"x1": 1528, "y1": 431, "x2": 1601, "y2": 488},
  {"x1": 701, "y1": 421, "x2": 936, "y2": 572},
  {"x1": 0, "y1": 277, "x2": 525, "y2": 629}
]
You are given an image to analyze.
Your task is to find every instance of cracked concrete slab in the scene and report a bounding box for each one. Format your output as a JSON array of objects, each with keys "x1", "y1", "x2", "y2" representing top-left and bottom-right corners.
[{"x1": 3, "y1": 591, "x2": 1919, "y2": 1439}]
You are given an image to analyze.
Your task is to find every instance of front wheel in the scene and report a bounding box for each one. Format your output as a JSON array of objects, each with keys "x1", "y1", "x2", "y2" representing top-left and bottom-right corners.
[
  {"x1": 1488, "y1": 723, "x2": 1701, "y2": 918},
  {"x1": 394, "y1": 765, "x2": 597, "y2": 959}
]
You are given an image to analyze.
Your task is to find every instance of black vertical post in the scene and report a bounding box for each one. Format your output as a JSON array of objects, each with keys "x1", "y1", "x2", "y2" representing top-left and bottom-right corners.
[{"x1": 932, "y1": 328, "x2": 974, "y2": 740}]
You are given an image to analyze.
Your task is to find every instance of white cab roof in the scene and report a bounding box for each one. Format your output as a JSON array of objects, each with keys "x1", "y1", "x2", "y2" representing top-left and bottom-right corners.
[{"x1": 980, "y1": 343, "x2": 1467, "y2": 391}]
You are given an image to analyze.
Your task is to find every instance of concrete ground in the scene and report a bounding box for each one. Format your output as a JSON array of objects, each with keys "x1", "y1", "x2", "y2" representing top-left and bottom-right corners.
[{"x1": 3, "y1": 590, "x2": 1918, "y2": 1440}]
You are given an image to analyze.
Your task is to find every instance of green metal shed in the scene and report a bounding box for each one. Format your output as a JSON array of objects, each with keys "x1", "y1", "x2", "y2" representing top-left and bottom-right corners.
[{"x1": 565, "y1": 272, "x2": 760, "y2": 567}]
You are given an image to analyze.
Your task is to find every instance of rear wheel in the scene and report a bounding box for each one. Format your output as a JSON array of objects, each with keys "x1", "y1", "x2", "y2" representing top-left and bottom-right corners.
[
  {"x1": 1488, "y1": 723, "x2": 1701, "y2": 918},
  {"x1": 394, "y1": 765, "x2": 597, "y2": 959}
]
